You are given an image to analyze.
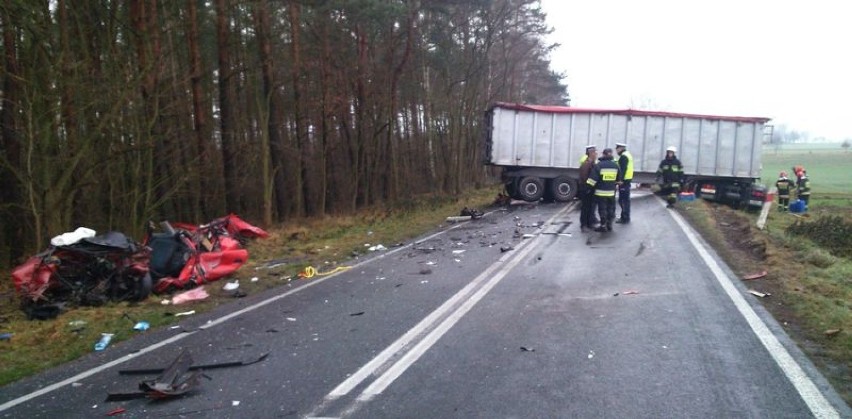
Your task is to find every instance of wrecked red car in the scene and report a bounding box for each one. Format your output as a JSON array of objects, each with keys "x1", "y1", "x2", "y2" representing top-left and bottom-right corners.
[
  {"x1": 12, "y1": 231, "x2": 152, "y2": 319},
  {"x1": 145, "y1": 214, "x2": 268, "y2": 293}
]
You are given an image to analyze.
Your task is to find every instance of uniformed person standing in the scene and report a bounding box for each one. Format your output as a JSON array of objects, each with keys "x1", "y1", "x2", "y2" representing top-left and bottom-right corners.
[
  {"x1": 578, "y1": 145, "x2": 598, "y2": 232},
  {"x1": 775, "y1": 171, "x2": 796, "y2": 211},
  {"x1": 586, "y1": 148, "x2": 622, "y2": 232},
  {"x1": 656, "y1": 146, "x2": 683, "y2": 208},
  {"x1": 797, "y1": 170, "x2": 812, "y2": 208},
  {"x1": 614, "y1": 142, "x2": 634, "y2": 223}
]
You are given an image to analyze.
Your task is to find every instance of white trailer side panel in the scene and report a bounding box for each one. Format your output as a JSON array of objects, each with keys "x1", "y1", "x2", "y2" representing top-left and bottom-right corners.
[{"x1": 487, "y1": 105, "x2": 768, "y2": 180}]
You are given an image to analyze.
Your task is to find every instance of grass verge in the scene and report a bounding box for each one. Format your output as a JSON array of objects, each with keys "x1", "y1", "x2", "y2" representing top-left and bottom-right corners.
[
  {"x1": 678, "y1": 197, "x2": 852, "y2": 406},
  {"x1": 0, "y1": 186, "x2": 500, "y2": 387}
]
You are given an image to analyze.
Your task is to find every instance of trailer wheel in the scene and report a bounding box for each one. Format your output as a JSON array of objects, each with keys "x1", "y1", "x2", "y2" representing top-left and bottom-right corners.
[
  {"x1": 549, "y1": 176, "x2": 577, "y2": 202},
  {"x1": 517, "y1": 176, "x2": 545, "y2": 202}
]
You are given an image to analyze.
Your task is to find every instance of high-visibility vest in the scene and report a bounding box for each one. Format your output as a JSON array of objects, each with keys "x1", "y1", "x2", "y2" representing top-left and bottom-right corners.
[
  {"x1": 580, "y1": 154, "x2": 588, "y2": 165},
  {"x1": 619, "y1": 151, "x2": 634, "y2": 181}
]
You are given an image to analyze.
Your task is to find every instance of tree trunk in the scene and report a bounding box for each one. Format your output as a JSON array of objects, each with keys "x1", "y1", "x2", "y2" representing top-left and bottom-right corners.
[
  {"x1": 287, "y1": 0, "x2": 307, "y2": 216},
  {"x1": 216, "y1": 0, "x2": 240, "y2": 213}
]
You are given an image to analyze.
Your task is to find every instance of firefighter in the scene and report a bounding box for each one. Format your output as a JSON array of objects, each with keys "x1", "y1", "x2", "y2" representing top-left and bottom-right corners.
[
  {"x1": 797, "y1": 170, "x2": 811, "y2": 208},
  {"x1": 586, "y1": 148, "x2": 622, "y2": 232},
  {"x1": 775, "y1": 171, "x2": 795, "y2": 211},
  {"x1": 578, "y1": 145, "x2": 598, "y2": 232},
  {"x1": 614, "y1": 142, "x2": 634, "y2": 223},
  {"x1": 656, "y1": 146, "x2": 683, "y2": 208}
]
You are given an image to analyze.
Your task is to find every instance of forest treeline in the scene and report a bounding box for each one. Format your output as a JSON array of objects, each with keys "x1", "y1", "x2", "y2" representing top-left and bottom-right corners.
[{"x1": 0, "y1": 0, "x2": 568, "y2": 266}]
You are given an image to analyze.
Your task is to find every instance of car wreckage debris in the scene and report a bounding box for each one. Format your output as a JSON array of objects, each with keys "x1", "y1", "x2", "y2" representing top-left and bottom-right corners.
[
  {"x1": 107, "y1": 350, "x2": 205, "y2": 401},
  {"x1": 118, "y1": 352, "x2": 269, "y2": 375}
]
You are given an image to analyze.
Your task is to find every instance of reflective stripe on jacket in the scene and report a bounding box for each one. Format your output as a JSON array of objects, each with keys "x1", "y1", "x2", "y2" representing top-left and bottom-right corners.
[
  {"x1": 657, "y1": 156, "x2": 683, "y2": 186},
  {"x1": 776, "y1": 178, "x2": 795, "y2": 197},
  {"x1": 586, "y1": 157, "x2": 621, "y2": 197}
]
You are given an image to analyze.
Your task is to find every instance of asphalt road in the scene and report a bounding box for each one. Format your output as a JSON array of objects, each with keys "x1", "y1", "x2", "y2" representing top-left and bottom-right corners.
[{"x1": 1, "y1": 193, "x2": 850, "y2": 418}]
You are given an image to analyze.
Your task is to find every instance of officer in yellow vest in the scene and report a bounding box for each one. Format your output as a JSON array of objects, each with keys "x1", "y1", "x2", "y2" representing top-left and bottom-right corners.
[
  {"x1": 580, "y1": 144, "x2": 596, "y2": 165},
  {"x1": 614, "y1": 142, "x2": 634, "y2": 223}
]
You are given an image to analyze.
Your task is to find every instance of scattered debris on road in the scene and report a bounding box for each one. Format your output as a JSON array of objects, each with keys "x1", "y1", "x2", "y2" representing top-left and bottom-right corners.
[
  {"x1": 118, "y1": 352, "x2": 269, "y2": 375},
  {"x1": 520, "y1": 346, "x2": 535, "y2": 352},
  {"x1": 107, "y1": 350, "x2": 204, "y2": 402}
]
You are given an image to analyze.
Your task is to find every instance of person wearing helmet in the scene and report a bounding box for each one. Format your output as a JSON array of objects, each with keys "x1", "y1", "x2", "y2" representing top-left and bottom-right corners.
[
  {"x1": 586, "y1": 148, "x2": 622, "y2": 232},
  {"x1": 656, "y1": 146, "x2": 683, "y2": 208},
  {"x1": 775, "y1": 171, "x2": 796, "y2": 211},
  {"x1": 797, "y1": 170, "x2": 811, "y2": 208}
]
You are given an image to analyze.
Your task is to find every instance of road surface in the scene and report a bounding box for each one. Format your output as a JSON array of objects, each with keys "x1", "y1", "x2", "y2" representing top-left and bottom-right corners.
[{"x1": 1, "y1": 193, "x2": 849, "y2": 418}]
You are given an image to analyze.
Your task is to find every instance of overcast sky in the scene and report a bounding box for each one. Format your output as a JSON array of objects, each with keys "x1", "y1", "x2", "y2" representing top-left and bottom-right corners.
[{"x1": 539, "y1": 0, "x2": 851, "y2": 141}]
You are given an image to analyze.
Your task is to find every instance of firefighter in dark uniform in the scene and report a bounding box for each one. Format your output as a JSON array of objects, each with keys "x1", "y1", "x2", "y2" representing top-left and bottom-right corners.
[
  {"x1": 775, "y1": 171, "x2": 795, "y2": 211},
  {"x1": 578, "y1": 145, "x2": 598, "y2": 232},
  {"x1": 797, "y1": 170, "x2": 811, "y2": 208},
  {"x1": 614, "y1": 142, "x2": 634, "y2": 223},
  {"x1": 656, "y1": 146, "x2": 683, "y2": 208},
  {"x1": 586, "y1": 148, "x2": 622, "y2": 232}
]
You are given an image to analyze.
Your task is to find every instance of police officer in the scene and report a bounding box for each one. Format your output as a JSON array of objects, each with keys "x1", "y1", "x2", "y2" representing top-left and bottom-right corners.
[
  {"x1": 578, "y1": 145, "x2": 598, "y2": 232},
  {"x1": 775, "y1": 171, "x2": 795, "y2": 211},
  {"x1": 656, "y1": 146, "x2": 683, "y2": 208},
  {"x1": 614, "y1": 142, "x2": 633, "y2": 223},
  {"x1": 586, "y1": 148, "x2": 622, "y2": 232}
]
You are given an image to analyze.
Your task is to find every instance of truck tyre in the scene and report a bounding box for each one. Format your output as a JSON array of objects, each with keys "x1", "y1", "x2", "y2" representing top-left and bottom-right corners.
[
  {"x1": 517, "y1": 176, "x2": 545, "y2": 202},
  {"x1": 549, "y1": 176, "x2": 577, "y2": 202}
]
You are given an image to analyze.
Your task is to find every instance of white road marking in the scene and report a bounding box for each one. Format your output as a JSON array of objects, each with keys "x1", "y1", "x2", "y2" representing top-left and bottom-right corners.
[
  {"x1": 665, "y1": 200, "x2": 840, "y2": 419},
  {"x1": 306, "y1": 203, "x2": 576, "y2": 417},
  {"x1": 0, "y1": 217, "x2": 476, "y2": 413}
]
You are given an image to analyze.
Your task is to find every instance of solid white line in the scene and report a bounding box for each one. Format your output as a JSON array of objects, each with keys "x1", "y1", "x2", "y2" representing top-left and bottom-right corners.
[
  {"x1": 666, "y1": 200, "x2": 839, "y2": 418},
  {"x1": 0, "y1": 219, "x2": 471, "y2": 413},
  {"x1": 0, "y1": 332, "x2": 192, "y2": 411},
  {"x1": 324, "y1": 203, "x2": 573, "y2": 400},
  {"x1": 358, "y1": 229, "x2": 542, "y2": 400}
]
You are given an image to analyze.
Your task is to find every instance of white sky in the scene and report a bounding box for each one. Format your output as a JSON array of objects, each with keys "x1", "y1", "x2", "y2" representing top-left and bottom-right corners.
[{"x1": 540, "y1": 0, "x2": 852, "y2": 140}]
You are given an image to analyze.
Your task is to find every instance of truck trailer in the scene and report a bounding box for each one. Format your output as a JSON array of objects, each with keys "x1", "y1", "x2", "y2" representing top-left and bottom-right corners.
[{"x1": 484, "y1": 102, "x2": 772, "y2": 208}]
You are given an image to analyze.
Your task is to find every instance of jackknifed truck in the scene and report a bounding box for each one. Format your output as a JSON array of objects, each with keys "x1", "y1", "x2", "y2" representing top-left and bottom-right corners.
[{"x1": 484, "y1": 102, "x2": 772, "y2": 208}]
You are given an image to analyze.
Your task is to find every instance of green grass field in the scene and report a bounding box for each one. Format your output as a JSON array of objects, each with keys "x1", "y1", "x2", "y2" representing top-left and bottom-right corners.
[{"x1": 761, "y1": 143, "x2": 850, "y2": 196}]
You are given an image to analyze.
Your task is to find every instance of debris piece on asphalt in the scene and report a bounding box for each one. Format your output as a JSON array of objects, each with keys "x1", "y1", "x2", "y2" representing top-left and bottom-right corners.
[
  {"x1": 612, "y1": 293, "x2": 619, "y2": 297},
  {"x1": 452, "y1": 250, "x2": 466, "y2": 255},
  {"x1": 588, "y1": 350, "x2": 595, "y2": 359},
  {"x1": 421, "y1": 280, "x2": 429, "y2": 284},
  {"x1": 175, "y1": 310, "x2": 196, "y2": 317},
  {"x1": 106, "y1": 407, "x2": 126, "y2": 416},
  {"x1": 171, "y1": 287, "x2": 209, "y2": 305},
  {"x1": 500, "y1": 246, "x2": 514, "y2": 253},
  {"x1": 742, "y1": 270, "x2": 767, "y2": 280},
  {"x1": 824, "y1": 329, "x2": 841, "y2": 337},
  {"x1": 446, "y1": 216, "x2": 472, "y2": 223},
  {"x1": 368, "y1": 244, "x2": 387, "y2": 252},
  {"x1": 286, "y1": 317, "x2": 296, "y2": 322},
  {"x1": 232, "y1": 401, "x2": 240, "y2": 407},
  {"x1": 520, "y1": 346, "x2": 535, "y2": 352},
  {"x1": 108, "y1": 350, "x2": 203, "y2": 401},
  {"x1": 230, "y1": 290, "x2": 247, "y2": 298},
  {"x1": 119, "y1": 352, "x2": 269, "y2": 375},
  {"x1": 622, "y1": 290, "x2": 639, "y2": 295},
  {"x1": 350, "y1": 312, "x2": 365, "y2": 316},
  {"x1": 419, "y1": 268, "x2": 433, "y2": 275},
  {"x1": 522, "y1": 234, "x2": 535, "y2": 239},
  {"x1": 747, "y1": 289, "x2": 769, "y2": 298},
  {"x1": 223, "y1": 280, "x2": 240, "y2": 291}
]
